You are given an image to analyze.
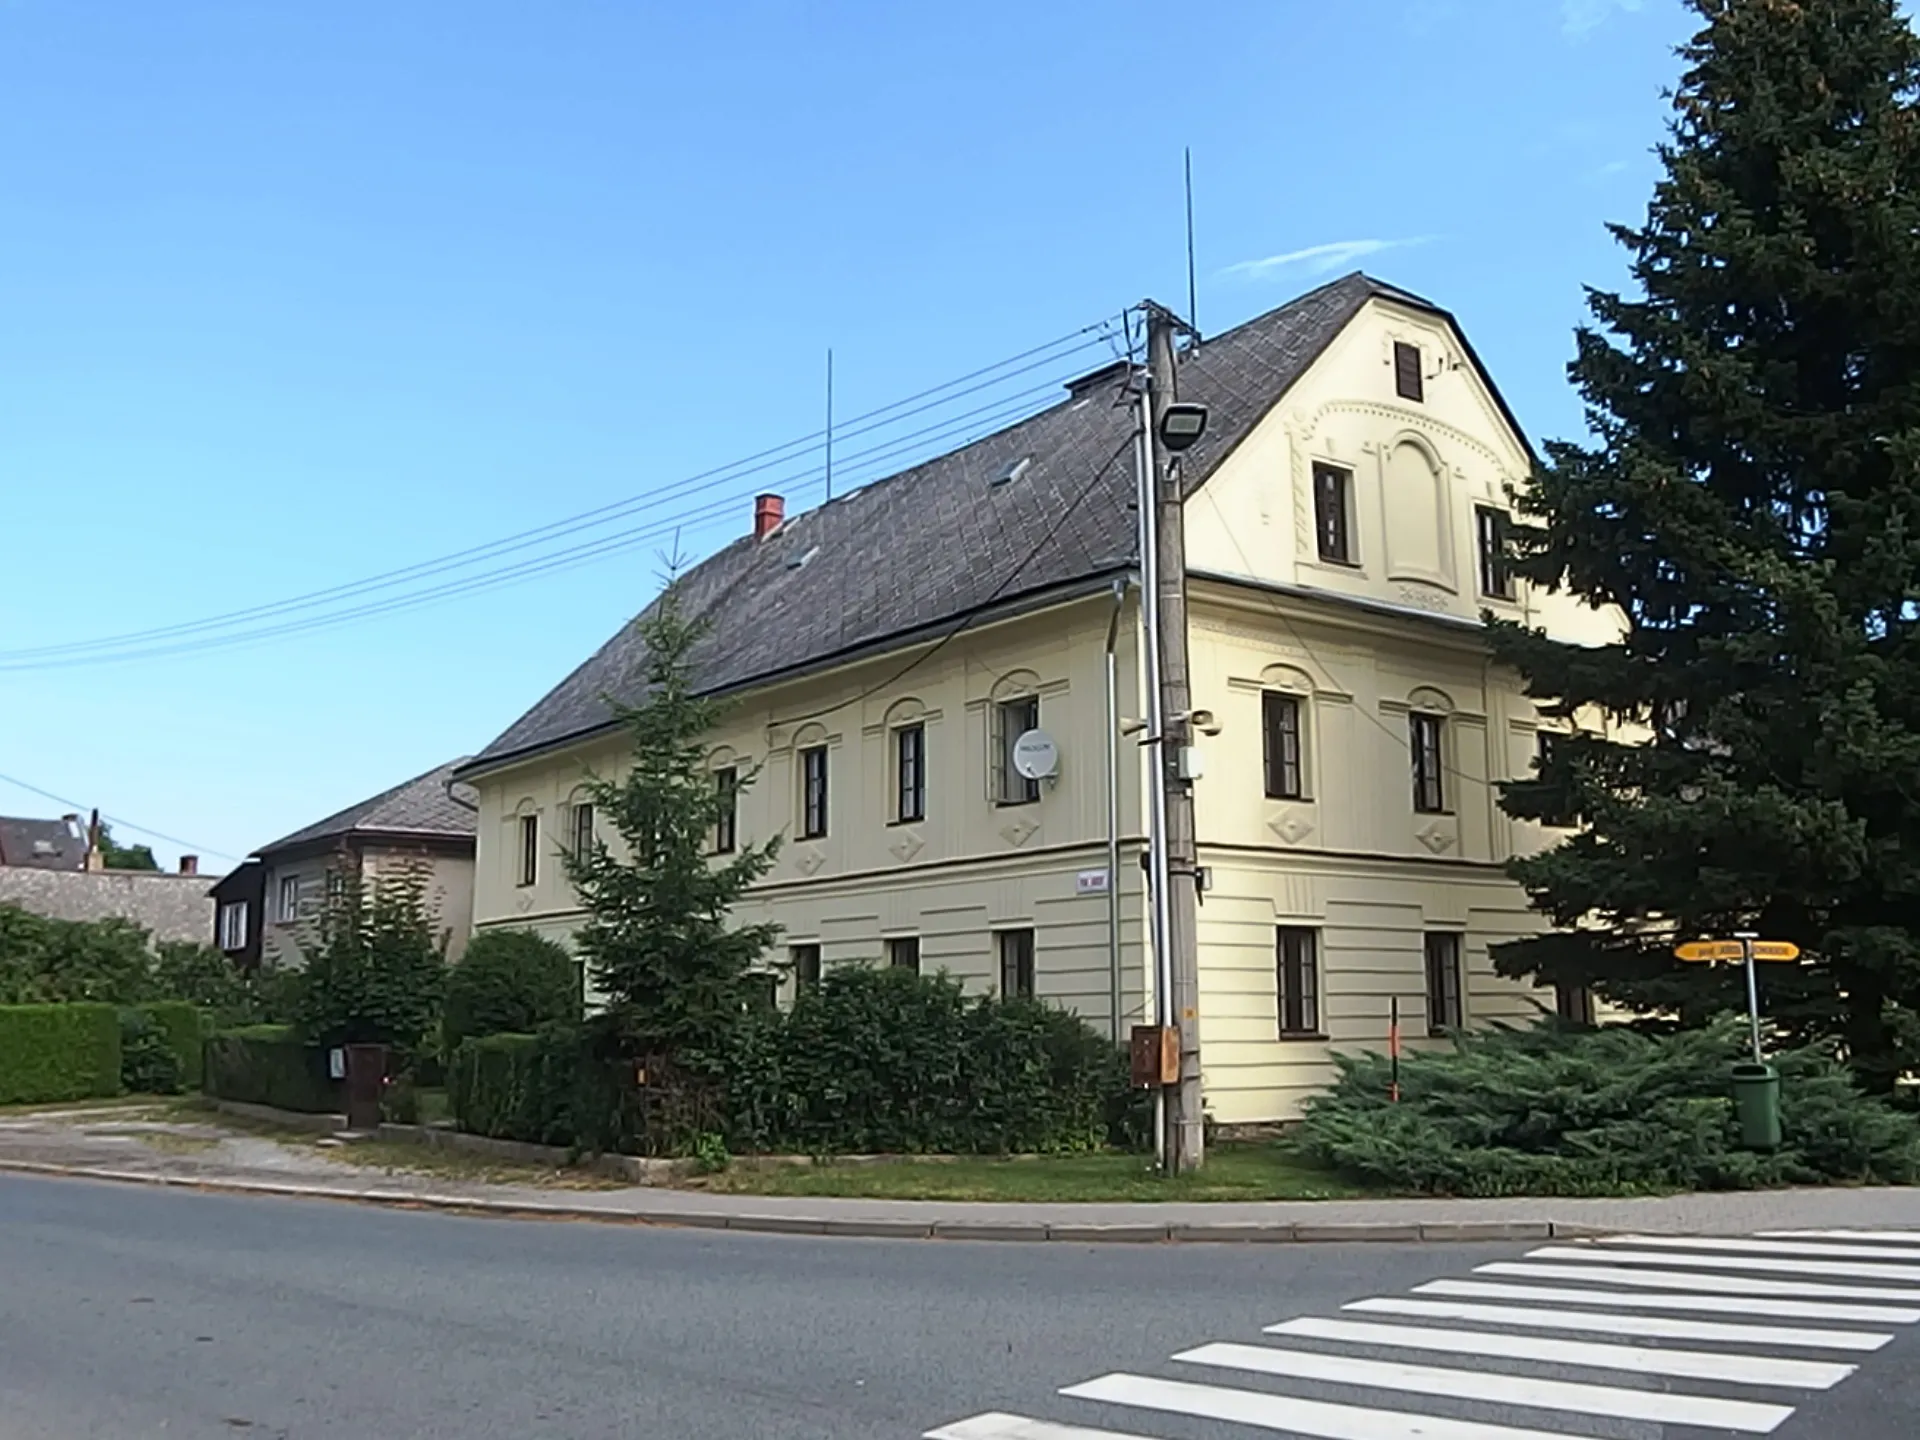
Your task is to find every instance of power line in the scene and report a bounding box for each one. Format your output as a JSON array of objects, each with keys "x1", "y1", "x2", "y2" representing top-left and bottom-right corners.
[
  {"x1": 2, "y1": 321, "x2": 1119, "y2": 664},
  {"x1": 0, "y1": 366, "x2": 1105, "y2": 675},
  {"x1": 0, "y1": 770, "x2": 243, "y2": 864},
  {"x1": 1197, "y1": 486, "x2": 1498, "y2": 796},
  {"x1": 767, "y1": 431, "x2": 1141, "y2": 731}
]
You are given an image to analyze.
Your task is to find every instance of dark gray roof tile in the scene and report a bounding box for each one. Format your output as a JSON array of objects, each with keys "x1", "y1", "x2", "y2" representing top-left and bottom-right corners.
[
  {"x1": 0, "y1": 815, "x2": 89, "y2": 871},
  {"x1": 258, "y1": 759, "x2": 478, "y2": 856},
  {"x1": 466, "y1": 273, "x2": 1408, "y2": 773}
]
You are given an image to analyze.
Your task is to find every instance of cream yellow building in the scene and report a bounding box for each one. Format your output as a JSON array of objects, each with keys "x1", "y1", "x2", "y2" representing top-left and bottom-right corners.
[{"x1": 458, "y1": 273, "x2": 1612, "y2": 1124}]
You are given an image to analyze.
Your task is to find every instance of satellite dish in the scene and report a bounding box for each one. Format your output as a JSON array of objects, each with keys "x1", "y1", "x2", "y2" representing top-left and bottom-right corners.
[{"x1": 1012, "y1": 728, "x2": 1059, "y2": 780}]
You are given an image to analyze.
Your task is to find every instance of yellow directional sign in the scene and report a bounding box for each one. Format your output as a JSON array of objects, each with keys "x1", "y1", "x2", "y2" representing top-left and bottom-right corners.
[
  {"x1": 1673, "y1": 938, "x2": 1802, "y2": 963},
  {"x1": 1675, "y1": 940, "x2": 1745, "y2": 962}
]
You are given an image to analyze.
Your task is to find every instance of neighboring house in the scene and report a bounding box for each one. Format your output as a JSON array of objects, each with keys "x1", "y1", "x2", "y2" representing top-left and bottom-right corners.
[
  {"x1": 209, "y1": 860, "x2": 265, "y2": 968},
  {"x1": 0, "y1": 812, "x2": 219, "y2": 944},
  {"x1": 219, "y1": 760, "x2": 478, "y2": 969},
  {"x1": 456, "y1": 273, "x2": 1618, "y2": 1124},
  {"x1": 0, "y1": 813, "x2": 90, "y2": 871}
]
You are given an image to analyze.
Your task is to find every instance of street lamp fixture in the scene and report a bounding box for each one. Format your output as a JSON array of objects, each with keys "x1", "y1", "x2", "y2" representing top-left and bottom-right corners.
[{"x1": 1158, "y1": 402, "x2": 1209, "y2": 454}]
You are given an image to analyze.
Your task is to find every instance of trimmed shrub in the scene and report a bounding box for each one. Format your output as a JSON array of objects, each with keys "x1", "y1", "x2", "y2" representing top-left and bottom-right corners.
[
  {"x1": 0, "y1": 1003, "x2": 120, "y2": 1104},
  {"x1": 724, "y1": 966, "x2": 1130, "y2": 1156},
  {"x1": 119, "y1": 1008, "x2": 181, "y2": 1095},
  {"x1": 204, "y1": 1024, "x2": 343, "y2": 1114},
  {"x1": 448, "y1": 1028, "x2": 585, "y2": 1146},
  {"x1": 442, "y1": 930, "x2": 582, "y2": 1056},
  {"x1": 1296, "y1": 1019, "x2": 1920, "y2": 1196},
  {"x1": 144, "y1": 1002, "x2": 205, "y2": 1090}
]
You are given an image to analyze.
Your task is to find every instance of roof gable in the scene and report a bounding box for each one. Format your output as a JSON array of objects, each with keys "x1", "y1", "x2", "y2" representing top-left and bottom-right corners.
[{"x1": 464, "y1": 273, "x2": 1450, "y2": 774}]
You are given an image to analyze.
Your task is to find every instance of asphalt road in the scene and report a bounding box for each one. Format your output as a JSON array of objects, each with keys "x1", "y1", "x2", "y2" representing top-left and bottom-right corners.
[{"x1": 3, "y1": 1174, "x2": 1917, "y2": 1440}]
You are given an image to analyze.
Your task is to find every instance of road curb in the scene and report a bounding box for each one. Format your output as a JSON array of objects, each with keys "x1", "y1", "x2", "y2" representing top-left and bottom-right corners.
[{"x1": 0, "y1": 1158, "x2": 1594, "y2": 1244}]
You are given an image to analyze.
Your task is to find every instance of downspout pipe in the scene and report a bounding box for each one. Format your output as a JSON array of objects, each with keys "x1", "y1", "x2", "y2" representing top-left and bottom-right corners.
[{"x1": 1103, "y1": 575, "x2": 1127, "y2": 1045}]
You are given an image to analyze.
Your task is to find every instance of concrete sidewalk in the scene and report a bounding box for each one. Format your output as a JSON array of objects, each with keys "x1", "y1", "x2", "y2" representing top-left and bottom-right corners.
[{"x1": 5, "y1": 1102, "x2": 1920, "y2": 1242}]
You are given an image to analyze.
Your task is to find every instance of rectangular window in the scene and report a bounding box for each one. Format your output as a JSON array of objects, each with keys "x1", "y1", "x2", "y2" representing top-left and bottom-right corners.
[
  {"x1": 1476, "y1": 506, "x2": 1514, "y2": 599},
  {"x1": 1411, "y1": 713, "x2": 1446, "y2": 814},
  {"x1": 518, "y1": 813, "x2": 539, "y2": 887},
  {"x1": 1424, "y1": 931, "x2": 1463, "y2": 1034},
  {"x1": 998, "y1": 928, "x2": 1036, "y2": 999},
  {"x1": 1276, "y1": 927, "x2": 1320, "y2": 1037},
  {"x1": 800, "y1": 746, "x2": 829, "y2": 839},
  {"x1": 1556, "y1": 983, "x2": 1594, "y2": 1027},
  {"x1": 791, "y1": 943, "x2": 822, "y2": 993},
  {"x1": 713, "y1": 767, "x2": 738, "y2": 854},
  {"x1": 218, "y1": 900, "x2": 248, "y2": 951},
  {"x1": 277, "y1": 875, "x2": 300, "y2": 924},
  {"x1": 1534, "y1": 731, "x2": 1576, "y2": 828},
  {"x1": 995, "y1": 697, "x2": 1041, "y2": 806},
  {"x1": 887, "y1": 936, "x2": 921, "y2": 973},
  {"x1": 895, "y1": 724, "x2": 925, "y2": 823},
  {"x1": 1262, "y1": 691, "x2": 1304, "y2": 799},
  {"x1": 1312, "y1": 463, "x2": 1352, "y2": 564},
  {"x1": 571, "y1": 801, "x2": 595, "y2": 857},
  {"x1": 1394, "y1": 340, "x2": 1424, "y2": 402}
]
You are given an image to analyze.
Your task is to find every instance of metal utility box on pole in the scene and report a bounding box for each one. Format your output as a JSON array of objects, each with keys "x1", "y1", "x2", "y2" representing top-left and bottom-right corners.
[{"x1": 1144, "y1": 302, "x2": 1205, "y2": 1173}]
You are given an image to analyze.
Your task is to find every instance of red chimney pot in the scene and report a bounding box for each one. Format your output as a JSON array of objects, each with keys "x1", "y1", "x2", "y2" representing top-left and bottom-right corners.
[{"x1": 753, "y1": 493, "x2": 785, "y2": 541}]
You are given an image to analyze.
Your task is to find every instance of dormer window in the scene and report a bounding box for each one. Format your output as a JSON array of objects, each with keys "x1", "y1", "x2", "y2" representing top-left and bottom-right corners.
[{"x1": 1394, "y1": 341, "x2": 1424, "y2": 402}]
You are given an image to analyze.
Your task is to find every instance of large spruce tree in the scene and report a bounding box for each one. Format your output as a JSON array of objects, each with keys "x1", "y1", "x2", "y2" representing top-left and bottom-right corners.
[{"x1": 1492, "y1": 0, "x2": 1920, "y2": 1089}]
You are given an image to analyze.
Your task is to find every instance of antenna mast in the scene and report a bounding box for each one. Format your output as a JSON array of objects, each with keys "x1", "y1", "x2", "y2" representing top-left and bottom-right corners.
[{"x1": 1184, "y1": 148, "x2": 1198, "y2": 335}]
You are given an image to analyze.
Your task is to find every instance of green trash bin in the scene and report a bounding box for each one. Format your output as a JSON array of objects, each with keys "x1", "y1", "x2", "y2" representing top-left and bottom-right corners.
[{"x1": 1731, "y1": 1062, "x2": 1782, "y2": 1151}]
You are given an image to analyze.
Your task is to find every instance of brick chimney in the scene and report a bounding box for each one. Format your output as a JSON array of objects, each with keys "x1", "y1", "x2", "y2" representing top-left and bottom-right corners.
[
  {"x1": 753, "y1": 493, "x2": 785, "y2": 541},
  {"x1": 178, "y1": 855, "x2": 199, "y2": 876}
]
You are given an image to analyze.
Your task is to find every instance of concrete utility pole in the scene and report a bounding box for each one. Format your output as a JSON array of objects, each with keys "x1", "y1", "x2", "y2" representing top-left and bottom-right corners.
[{"x1": 1145, "y1": 302, "x2": 1205, "y2": 1173}]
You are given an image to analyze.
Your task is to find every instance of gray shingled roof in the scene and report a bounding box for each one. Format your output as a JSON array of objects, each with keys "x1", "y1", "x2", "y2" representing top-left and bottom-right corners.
[
  {"x1": 257, "y1": 758, "x2": 478, "y2": 857},
  {"x1": 465, "y1": 273, "x2": 1434, "y2": 774},
  {"x1": 0, "y1": 814, "x2": 89, "y2": 871}
]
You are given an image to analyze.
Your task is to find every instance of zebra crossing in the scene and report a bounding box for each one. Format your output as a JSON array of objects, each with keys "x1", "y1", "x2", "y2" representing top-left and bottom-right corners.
[{"x1": 924, "y1": 1229, "x2": 1920, "y2": 1439}]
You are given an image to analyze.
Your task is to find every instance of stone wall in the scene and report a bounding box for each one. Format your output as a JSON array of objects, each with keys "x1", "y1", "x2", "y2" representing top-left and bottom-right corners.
[{"x1": 0, "y1": 867, "x2": 219, "y2": 946}]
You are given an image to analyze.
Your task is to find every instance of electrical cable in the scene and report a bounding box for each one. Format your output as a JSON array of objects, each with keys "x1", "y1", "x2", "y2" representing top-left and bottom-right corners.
[
  {"x1": 2, "y1": 322, "x2": 1119, "y2": 663},
  {"x1": 0, "y1": 769, "x2": 243, "y2": 864},
  {"x1": 766, "y1": 431, "x2": 1142, "y2": 731},
  {"x1": 1198, "y1": 485, "x2": 1498, "y2": 796},
  {"x1": 0, "y1": 358, "x2": 1112, "y2": 671}
]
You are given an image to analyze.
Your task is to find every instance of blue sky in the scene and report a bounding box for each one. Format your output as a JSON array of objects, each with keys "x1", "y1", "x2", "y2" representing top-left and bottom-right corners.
[{"x1": 0, "y1": 0, "x2": 1692, "y2": 868}]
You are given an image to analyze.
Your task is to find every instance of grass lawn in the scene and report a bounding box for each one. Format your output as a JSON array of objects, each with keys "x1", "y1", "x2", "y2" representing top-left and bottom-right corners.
[
  {"x1": 325, "y1": 1137, "x2": 627, "y2": 1190},
  {"x1": 414, "y1": 1087, "x2": 452, "y2": 1126},
  {"x1": 690, "y1": 1141, "x2": 1369, "y2": 1202},
  {"x1": 0, "y1": 1094, "x2": 174, "y2": 1118}
]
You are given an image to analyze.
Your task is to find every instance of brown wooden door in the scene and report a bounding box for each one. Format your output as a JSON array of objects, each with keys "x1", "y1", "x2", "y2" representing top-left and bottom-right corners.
[{"x1": 344, "y1": 1044, "x2": 387, "y2": 1131}]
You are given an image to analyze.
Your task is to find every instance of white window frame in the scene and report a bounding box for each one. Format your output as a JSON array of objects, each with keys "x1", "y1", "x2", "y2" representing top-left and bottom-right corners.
[
  {"x1": 218, "y1": 900, "x2": 248, "y2": 951},
  {"x1": 277, "y1": 875, "x2": 301, "y2": 924}
]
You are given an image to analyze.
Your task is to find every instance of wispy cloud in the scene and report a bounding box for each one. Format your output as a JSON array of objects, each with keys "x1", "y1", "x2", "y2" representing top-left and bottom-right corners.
[
  {"x1": 1222, "y1": 237, "x2": 1432, "y2": 281},
  {"x1": 1563, "y1": 0, "x2": 1643, "y2": 39}
]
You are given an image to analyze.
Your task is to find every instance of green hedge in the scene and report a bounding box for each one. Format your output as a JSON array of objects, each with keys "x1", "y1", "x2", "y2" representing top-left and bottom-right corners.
[
  {"x1": 447, "y1": 1029, "x2": 589, "y2": 1146},
  {"x1": 145, "y1": 1002, "x2": 205, "y2": 1090},
  {"x1": 448, "y1": 968, "x2": 1138, "y2": 1157},
  {"x1": 0, "y1": 1004, "x2": 121, "y2": 1104},
  {"x1": 1296, "y1": 1020, "x2": 1920, "y2": 1196},
  {"x1": 726, "y1": 968, "x2": 1130, "y2": 1155},
  {"x1": 204, "y1": 1024, "x2": 343, "y2": 1114}
]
